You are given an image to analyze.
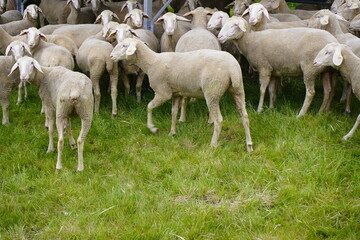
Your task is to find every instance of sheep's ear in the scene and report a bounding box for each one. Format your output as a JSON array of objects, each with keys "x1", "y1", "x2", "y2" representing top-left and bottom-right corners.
[
  {"x1": 23, "y1": 8, "x2": 29, "y2": 19},
  {"x1": 5, "y1": 45, "x2": 12, "y2": 56},
  {"x1": 95, "y1": 14, "x2": 102, "y2": 24},
  {"x1": 23, "y1": 43, "x2": 32, "y2": 56},
  {"x1": 270, "y1": 0, "x2": 280, "y2": 10},
  {"x1": 8, "y1": 62, "x2": 19, "y2": 76},
  {"x1": 123, "y1": 12, "x2": 131, "y2": 22},
  {"x1": 155, "y1": 16, "x2": 164, "y2": 23},
  {"x1": 320, "y1": 15, "x2": 329, "y2": 25},
  {"x1": 237, "y1": 19, "x2": 247, "y2": 32},
  {"x1": 142, "y1": 12, "x2": 151, "y2": 20},
  {"x1": 33, "y1": 59, "x2": 43, "y2": 73},
  {"x1": 112, "y1": 13, "x2": 120, "y2": 21},
  {"x1": 120, "y1": 2, "x2": 128, "y2": 12},
  {"x1": 136, "y1": 2, "x2": 143, "y2": 10},
  {"x1": 176, "y1": 15, "x2": 191, "y2": 22},
  {"x1": 262, "y1": 7, "x2": 270, "y2": 20},
  {"x1": 126, "y1": 41, "x2": 137, "y2": 55},
  {"x1": 40, "y1": 33, "x2": 48, "y2": 42},
  {"x1": 105, "y1": 29, "x2": 117, "y2": 39},
  {"x1": 182, "y1": 11, "x2": 193, "y2": 18},
  {"x1": 332, "y1": 46, "x2": 343, "y2": 66},
  {"x1": 19, "y1": 29, "x2": 29, "y2": 36},
  {"x1": 242, "y1": 7, "x2": 250, "y2": 17},
  {"x1": 129, "y1": 29, "x2": 139, "y2": 38},
  {"x1": 225, "y1": 2, "x2": 235, "y2": 9},
  {"x1": 66, "y1": 0, "x2": 71, "y2": 6}
]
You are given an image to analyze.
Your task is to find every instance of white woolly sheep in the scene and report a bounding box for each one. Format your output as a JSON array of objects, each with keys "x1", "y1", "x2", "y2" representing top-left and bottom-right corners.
[
  {"x1": 123, "y1": 8, "x2": 150, "y2": 29},
  {"x1": 9, "y1": 56, "x2": 94, "y2": 171},
  {"x1": 110, "y1": 38, "x2": 253, "y2": 151},
  {"x1": 314, "y1": 43, "x2": 360, "y2": 140},
  {"x1": 66, "y1": 0, "x2": 96, "y2": 24},
  {"x1": 0, "y1": 10, "x2": 22, "y2": 24},
  {"x1": 94, "y1": 9, "x2": 120, "y2": 25},
  {"x1": 39, "y1": 0, "x2": 71, "y2": 24}
]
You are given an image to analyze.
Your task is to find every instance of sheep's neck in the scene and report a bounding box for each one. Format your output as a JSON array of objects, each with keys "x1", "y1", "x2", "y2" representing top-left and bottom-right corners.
[
  {"x1": 252, "y1": 17, "x2": 267, "y2": 31},
  {"x1": 326, "y1": 16, "x2": 344, "y2": 35},
  {"x1": 233, "y1": 30, "x2": 252, "y2": 57},
  {"x1": 191, "y1": 12, "x2": 208, "y2": 29},
  {"x1": 133, "y1": 42, "x2": 157, "y2": 73},
  {"x1": 31, "y1": 68, "x2": 50, "y2": 88},
  {"x1": 278, "y1": 0, "x2": 291, "y2": 13},
  {"x1": 338, "y1": 49, "x2": 360, "y2": 94}
]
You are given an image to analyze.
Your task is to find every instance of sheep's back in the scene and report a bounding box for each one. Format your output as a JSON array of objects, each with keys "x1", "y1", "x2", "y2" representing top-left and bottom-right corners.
[{"x1": 175, "y1": 29, "x2": 221, "y2": 52}]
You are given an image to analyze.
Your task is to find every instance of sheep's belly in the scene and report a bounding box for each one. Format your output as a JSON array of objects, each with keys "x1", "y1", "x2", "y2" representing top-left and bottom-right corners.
[{"x1": 172, "y1": 87, "x2": 204, "y2": 99}]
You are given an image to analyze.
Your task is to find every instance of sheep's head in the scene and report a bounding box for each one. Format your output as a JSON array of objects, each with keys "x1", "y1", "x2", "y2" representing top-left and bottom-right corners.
[
  {"x1": 0, "y1": 0, "x2": 6, "y2": 13},
  {"x1": 259, "y1": 0, "x2": 281, "y2": 11},
  {"x1": 155, "y1": 12, "x2": 190, "y2": 35},
  {"x1": 87, "y1": 0, "x2": 106, "y2": 12},
  {"x1": 121, "y1": 0, "x2": 142, "y2": 13},
  {"x1": 217, "y1": 16, "x2": 247, "y2": 43},
  {"x1": 106, "y1": 23, "x2": 139, "y2": 43},
  {"x1": 226, "y1": 0, "x2": 253, "y2": 16},
  {"x1": 102, "y1": 21, "x2": 121, "y2": 40},
  {"x1": 182, "y1": 0, "x2": 202, "y2": 11},
  {"x1": 5, "y1": 40, "x2": 32, "y2": 61},
  {"x1": 23, "y1": 4, "x2": 43, "y2": 21},
  {"x1": 66, "y1": 0, "x2": 82, "y2": 10},
  {"x1": 20, "y1": 27, "x2": 47, "y2": 49},
  {"x1": 95, "y1": 10, "x2": 120, "y2": 25},
  {"x1": 207, "y1": 11, "x2": 229, "y2": 30},
  {"x1": 243, "y1": 3, "x2": 269, "y2": 26},
  {"x1": 345, "y1": 0, "x2": 360, "y2": 10},
  {"x1": 110, "y1": 38, "x2": 138, "y2": 62},
  {"x1": 9, "y1": 56, "x2": 43, "y2": 83},
  {"x1": 124, "y1": 9, "x2": 150, "y2": 28},
  {"x1": 308, "y1": 10, "x2": 333, "y2": 29},
  {"x1": 313, "y1": 43, "x2": 346, "y2": 68}
]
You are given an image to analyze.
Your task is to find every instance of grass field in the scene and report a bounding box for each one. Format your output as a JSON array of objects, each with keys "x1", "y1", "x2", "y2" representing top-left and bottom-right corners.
[{"x1": 0, "y1": 70, "x2": 359, "y2": 239}]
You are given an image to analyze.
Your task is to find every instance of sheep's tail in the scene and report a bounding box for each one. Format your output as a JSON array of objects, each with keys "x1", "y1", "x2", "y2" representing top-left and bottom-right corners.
[
  {"x1": 105, "y1": 57, "x2": 114, "y2": 73},
  {"x1": 229, "y1": 64, "x2": 243, "y2": 93},
  {"x1": 69, "y1": 88, "x2": 81, "y2": 105}
]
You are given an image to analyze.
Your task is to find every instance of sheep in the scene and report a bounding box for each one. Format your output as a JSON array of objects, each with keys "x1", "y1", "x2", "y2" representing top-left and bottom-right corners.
[
  {"x1": 0, "y1": 10, "x2": 22, "y2": 24},
  {"x1": 39, "y1": 24, "x2": 70, "y2": 34},
  {"x1": 0, "y1": 0, "x2": 6, "y2": 14},
  {"x1": 120, "y1": 0, "x2": 142, "y2": 12},
  {"x1": 46, "y1": 34, "x2": 78, "y2": 57},
  {"x1": 39, "y1": 0, "x2": 71, "y2": 24},
  {"x1": 269, "y1": 13, "x2": 302, "y2": 22},
  {"x1": 110, "y1": 38, "x2": 253, "y2": 151},
  {"x1": 218, "y1": 16, "x2": 338, "y2": 116},
  {"x1": 207, "y1": 10, "x2": 229, "y2": 31},
  {"x1": 106, "y1": 23, "x2": 159, "y2": 102},
  {"x1": 5, "y1": 40, "x2": 31, "y2": 105},
  {"x1": 87, "y1": 0, "x2": 138, "y2": 21},
  {"x1": 123, "y1": 8, "x2": 150, "y2": 29},
  {"x1": 0, "y1": 4, "x2": 45, "y2": 36},
  {"x1": 94, "y1": 9, "x2": 120, "y2": 25},
  {"x1": 176, "y1": 0, "x2": 202, "y2": 15},
  {"x1": 76, "y1": 35, "x2": 119, "y2": 116},
  {"x1": 313, "y1": 43, "x2": 360, "y2": 140},
  {"x1": 9, "y1": 56, "x2": 94, "y2": 171},
  {"x1": 52, "y1": 24, "x2": 103, "y2": 48},
  {"x1": 259, "y1": 0, "x2": 317, "y2": 19},
  {"x1": 66, "y1": 0, "x2": 96, "y2": 24},
  {"x1": 21, "y1": 27, "x2": 74, "y2": 70},
  {"x1": 155, "y1": 12, "x2": 191, "y2": 52},
  {"x1": 335, "y1": 0, "x2": 360, "y2": 21},
  {"x1": 226, "y1": 0, "x2": 254, "y2": 16}
]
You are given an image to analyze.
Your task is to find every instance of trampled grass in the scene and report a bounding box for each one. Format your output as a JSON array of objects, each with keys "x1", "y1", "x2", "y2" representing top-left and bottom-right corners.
[{"x1": 0, "y1": 71, "x2": 359, "y2": 239}]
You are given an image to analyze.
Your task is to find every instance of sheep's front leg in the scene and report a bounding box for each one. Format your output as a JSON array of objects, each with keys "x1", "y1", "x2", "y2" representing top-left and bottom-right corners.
[
  {"x1": 268, "y1": 77, "x2": 278, "y2": 109},
  {"x1": 147, "y1": 92, "x2": 171, "y2": 133},
  {"x1": 319, "y1": 71, "x2": 331, "y2": 113},
  {"x1": 91, "y1": 72, "x2": 101, "y2": 113},
  {"x1": 169, "y1": 96, "x2": 181, "y2": 136},
  {"x1": 205, "y1": 97, "x2": 223, "y2": 147},
  {"x1": 109, "y1": 66, "x2": 119, "y2": 117},
  {"x1": 257, "y1": 71, "x2": 271, "y2": 113},
  {"x1": 16, "y1": 82, "x2": 23, "y2": 105},
  {"x1": 343, "y1": 114, "x2": 360, "y2": 140},
  {"x1": 1, "y1": 97, "x2": 10, "y2": 125},
  {"x1": 297, "y1": 75, "x2": 316, "y2": 117},
  {"x1": 56, "y1": 117, "x2": 65, "y2": 170},
  {"x1": 122, "y1": 72, "x2": 130, "y2": 96},
  {"x1": 135, "y1": 71, "x2": 145, "y2": 103},
  {"x1": 179, "y1": 97, "x2": 188, "y2": 122}
]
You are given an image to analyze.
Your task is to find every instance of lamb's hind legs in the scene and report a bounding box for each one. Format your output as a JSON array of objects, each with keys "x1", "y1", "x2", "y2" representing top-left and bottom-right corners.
[{"x1": 147, "y1": 93, "x2": 171, "y2": 133}]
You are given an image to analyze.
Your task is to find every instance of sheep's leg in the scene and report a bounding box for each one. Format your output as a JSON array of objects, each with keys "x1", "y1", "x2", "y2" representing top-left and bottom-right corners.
[
  {"x1": 297, "y1": 76, "x2": 315, "y2": 117},
  {"x1": 340, "y1": 80, "x2": 349, "y2": 103},
  {"x1": 110, "y1": 68, "x2": 119, "y2": 117},
  {"x1": 319, "y1": 72, "x2": 331, "y2": 113},
  {"x1": 135, "y1": 71, "x2": 145, "y2": 103},
  {"x1": 91, "y1": 73, "x2": 101, "y2": 114},
  {"x1": 344, "y1": 83, "x2": 352, "y2": 115},
  {"x1": 205, "y1": 97, "x2": 222, "y2": 147},
  {"x1": 56, "y1": 117, "x2": 65, "y2": 170},
  {"x1": 325, "y1": 71, "x2": 338, "y2": 111},
  {"x1": 257, "y1": 72, "x2": 271, "y2": 113},
  {"x1": 169, "y1": 96, "x2": 181, "y2": 136},
  {"x1": 343, "y1": 114, "x2": 360, "y2": 140},
  {"x1": 268, "y1": 77, "x2": 277, "y2": 109},
  {"x1": 179, "y1": 97, "x2": 187, "y2": 122},
  {"x1": 46, "y1": 113, "x2": 55, "y2": 153},
  {"x1": 232, "y1": 93, "x2": 253, "y2": 152},
  {"x1": 24, "y1": 82, "x2": 28, "y2": 99},
  {"x1": 76, "y1": 118, "x2": 92, "y2": 171},
  {"x1": 122, "y1": 72, "x2": 130, "y2": 96},
  {"x1": 16, "y1": 82, "x2": 23, "y2": 105},
  {"x1": 147, "y1": 93, "x2": 171, "y2": 133},
  {"x1": 66, "y1": 118, "x2": 76, "y2": 149},
  {"x1": 1, "y1": 97, "x2": 10, "y2": 125}
]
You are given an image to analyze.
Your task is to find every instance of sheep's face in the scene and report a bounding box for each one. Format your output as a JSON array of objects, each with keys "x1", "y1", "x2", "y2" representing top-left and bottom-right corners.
[
  {"x1": 218, "y1": 17, "x2": 247, "y2": 44},
  {"x1": 23, "y1": 4, "x2": 40, "y2": 20},
  {"x1": 125, "y1": 0, "x2": 142, "y2": 12},
  {"x1": 89, "y1": 0, "x2": 104, "y2": 11},
  {"x1": 0, "y1": 0, "x2": 6, "y2": 13},
  {"x1": 21, "y1": 28, "x2": 47, "y2": 48},
  {"x1": 155, "y1": 13, "x2": 190, "y2": 35},
  {"x1": 346, "y1": 0, "x2": 359, "y2": 10},
  {"x1": 96, "y1": 10, "x2": 119, "y2": 25},
  {"x1": 67, "y1": 0, "x2": 81, "y2": 10},
  {"x1": 114, "y1": 24, "x2": 137, "y2": 43},
  {"x1": 207, "y1": 11, "x2": 229, "y2": 30},
  {"x1": 245, "y1": 3, "x2": 269, "y2": 26},
  {"x1": 183, "y1": 0, "x2": 201, "y2": 11},
  {"x1": 5, "y1": 41, "x2": 32, "y2": 61},
  {"x1": 9, "y1": 56, "x2": 43, "y2": 83},
  {"x1": 308, "y1": 10, "x2": 331, "y2": 29},
  {"x1": 313, "y1": 43, "x2": 344, "y2": 68},
  {"x1": 124, "y1": 9, "x2": 149, "y2": 28},
  {"x1": 110, "y1": 39, "x2": 137, "y2": 62},
  {"x1": 260, "y1": 0, "x2": 281, "y2": 11}
]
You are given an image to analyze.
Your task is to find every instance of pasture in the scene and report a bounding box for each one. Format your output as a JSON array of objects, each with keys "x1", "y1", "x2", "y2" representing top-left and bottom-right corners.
[{"x1": 0, "y1": 72, "x2": 359, "y2": 239}]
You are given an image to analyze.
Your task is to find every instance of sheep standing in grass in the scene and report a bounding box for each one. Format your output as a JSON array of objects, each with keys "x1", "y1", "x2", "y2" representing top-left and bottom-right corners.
[
  {"x1": 314, "y1": 43, "x2": 360, "y2": 140},
  {"x1": 9, "y1": 56, "x2": 94, "y2": 171},
  {"x1": 110, "y1": 38, "x2": 253, "y2": 151},
  {"x1": 218, "y1": 16, "x2": 338, "y2": 116}
]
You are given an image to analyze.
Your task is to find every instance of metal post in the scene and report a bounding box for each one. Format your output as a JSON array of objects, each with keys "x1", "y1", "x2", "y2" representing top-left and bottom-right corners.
[
  {"x1": 16, "y1": 0, "x2": 24, "y2": 14},
  {"x1": 144, "y1": 0, "x2": 153, "y2": 31}
]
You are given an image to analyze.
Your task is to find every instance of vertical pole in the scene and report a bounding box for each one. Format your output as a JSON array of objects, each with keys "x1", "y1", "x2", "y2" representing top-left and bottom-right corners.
[
  {"x1": 144, "y1": 0, "x2": 153, "y2": 31},
  {"x1": 16, "y1": 0, "x2": 24, "y2": 14}
]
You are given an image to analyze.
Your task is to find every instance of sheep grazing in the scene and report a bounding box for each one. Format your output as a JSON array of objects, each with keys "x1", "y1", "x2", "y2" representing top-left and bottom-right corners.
[
  {"x1": 106, "y1": 23, "x2": 159, "y2": 102},
  {"x1": 66, "y1": 0, "x2": 96, "y2": 24},
  {"x1": 9, "y1": 56, "x2": 94, "y2": 171},
  {"x1": 155, "y1": 12, "x2": 191, "y2": 52},
  {"x1": 94, "y1": 10, "x2": 120, "y2": 25},
  {"x1": 5, "y1": 40, "x2": 31, "y2": 105},
  {"x1": 218, "y1": 16, "x2": 338, "y2": 116},
  {"x1": 0, "y1": 10, "x2": 22, "y2": 24},
  {"x1": 0, "y1": 4, "x2": 45, "y2": 36},
  {"x1": 259, "y1": 0, "x2": 317, "y2": 19},
  {"x1": 123, "y1": 8, "x2": 150, "y2": 29},
  {"x1": 39, "y1": 0, "x2": 71, "y2": 24},
  {"x1": 314, "y1": 43, "x2": 360, "y2": 140},
  {"x1": 76, "y1": 35, "x2": 119, "y2": 116},
  {"x1": 110, "y1": 38, "x2": 253, "y2": 151}
]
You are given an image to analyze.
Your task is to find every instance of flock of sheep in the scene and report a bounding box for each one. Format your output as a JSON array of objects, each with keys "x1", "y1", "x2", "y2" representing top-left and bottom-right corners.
[{"x1": 0, "y1": 0, "x2": 359, "y2": 171}]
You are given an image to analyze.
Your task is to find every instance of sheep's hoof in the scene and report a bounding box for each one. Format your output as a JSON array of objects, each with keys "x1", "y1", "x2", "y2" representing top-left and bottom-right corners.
[
  {"x1": 342, "y1": 135, "x2": 351, "y2": 141},
  {"x1": 210, "y1": 142, "x2": 218, "y2": 148},
  {"x1": 112, "y1": 113, "x2": 117, "y2": 119},
  {"x1": 47, "y1": 148, "x2": 54, "y2": 153},
  {"x1": 77, "y1": 165, "x2": 84, "y2": 171},
  {"x1": 2, "y1": 121, "x2": 9, "y2": 125},
  {"x1": 168, "y1": 131, "x2": 176, "y2": 136},
  {"x1": 56, "y1": 165, "x2": 62, "y2": 171},
  {"x1": 70, "y1": 143, "x2": 77, "y2": 150},
  {"x1": 344, "y1": 110, "x2": 351, "y2": 116},
  {"x1": 257, "y1": 108, "x2": 264, "y2": 113},
  {"x1": 178, "y1": 117, "x2": 186, "y2": 122},
  {"x1": 16, "y1": 102, "x2": 21, "y2": 106},
  {"x1": 150, "y1": 127, "x2": 159, "y2": 133},
  {"x1": 247, "y1": 144, "x2": 254, "y2": 152}
]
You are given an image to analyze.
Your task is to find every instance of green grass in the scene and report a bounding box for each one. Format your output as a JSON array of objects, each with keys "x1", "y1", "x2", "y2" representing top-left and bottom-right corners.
[{"x1": 0, "y1": 70, "x2": 359, "y2": 239}]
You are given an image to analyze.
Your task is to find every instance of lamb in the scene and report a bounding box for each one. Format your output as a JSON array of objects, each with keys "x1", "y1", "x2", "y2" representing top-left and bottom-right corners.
[
  {"x1": 9, "y1": 56, "x2": 94, "y2": 171},
  {"x1": 123, "y1": 8, "x2": 150, "y2": 29},
  {"x1": 94, "y1": 9, "x2": 120, "y2": 25},
  {"x1": 0, "y1": 10, "x2": 22, "y2": 24},
  {"x1": 39, "y1": 0, "x2": 71, "y2": 24},
  {"x1": 314, "y1": 43, "x2": 360, "y2": 140},
  {"x1": 155, "y1": 12, "x2": 191, "y2": 52},
  {"x1": 106, "y1": 23, "x2": 159, "y2": 102},
  {"x1": 67, "y1": 0, "x2": 96, "y2": 24},
  {"x1": 110, "y1": 38, "x2": 253, "y2": 151},
  {"x1": 218, "y1": 16, "x2": 338, "y2": 116},
  {"x1": 0, "y1": 4, "x2": 45, "y2": 36},
  {"x1": 259, "y1": 0, "x2": 317, "y2": 19},
  {"x1": 76, "y1": 35, "x2": 119, "y2": 116}
]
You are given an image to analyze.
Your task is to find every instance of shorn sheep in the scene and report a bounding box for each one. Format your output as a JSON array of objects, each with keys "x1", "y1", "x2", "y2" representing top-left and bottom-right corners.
[
  {"x1": 9, "y1": 56, "x2": 94, "y2": 171},
  {"x1": 314, "y1": 43, "x2": 360, "y2": 140},
  {"x1": 110, "y1": 38, "x2": 253, "y2": 151}
]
